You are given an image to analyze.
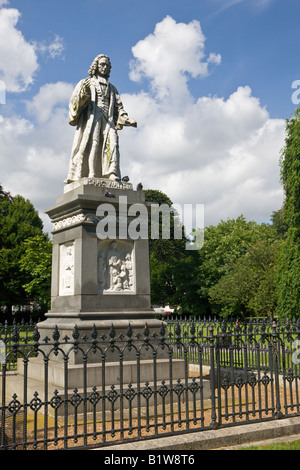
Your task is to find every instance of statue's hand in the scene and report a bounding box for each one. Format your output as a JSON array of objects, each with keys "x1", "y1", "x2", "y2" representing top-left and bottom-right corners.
[
  {"x1": 116, "y1": 115, "x2": 137, "y2": 130},
  {"x1": 123, "y1": 117, "x2": 137, "y2": 128}
]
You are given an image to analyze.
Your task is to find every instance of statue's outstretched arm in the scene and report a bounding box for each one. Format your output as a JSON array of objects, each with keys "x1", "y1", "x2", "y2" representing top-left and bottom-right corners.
[{"x1": 113, "y1": 87, "x2": 137, "y2": 130}]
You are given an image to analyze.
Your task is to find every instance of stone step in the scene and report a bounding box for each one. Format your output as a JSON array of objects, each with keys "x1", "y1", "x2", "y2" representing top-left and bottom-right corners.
[
  {"x1": 2, "y1": 373, "x2": 211, "y2": 417},
  {"x1": 15, "y1": 357, "x2": 187, "y2": 389}
]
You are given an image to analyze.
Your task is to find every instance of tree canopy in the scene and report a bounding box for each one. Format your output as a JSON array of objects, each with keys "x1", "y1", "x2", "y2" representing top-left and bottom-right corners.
[
  {"x1": 279, "y1": 107, "x2": 300, "y2": 233},
  {"x1": 144, "y1": 189, "x2": 201, "y2": 314},
  {"x1": 144, "y1": 190, "x2": 294, "y2": 319},
  {"x1": 0, "y1": 186, "x2": 49, "y2": 317},
  {"x1": 275, "y1": 107, "x2": 300, "y2": 319},
  {"x1": 209, "y1": 229, "x2": 280, "y2": 317},
  {"x1": 19, "y1": 234, "x2": 52, "y2": 311}
]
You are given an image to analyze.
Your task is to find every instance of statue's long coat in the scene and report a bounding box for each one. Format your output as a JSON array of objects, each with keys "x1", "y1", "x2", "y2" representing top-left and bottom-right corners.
[{"x1": 66, "y1": 76, "x2": 127, "y2": 182}]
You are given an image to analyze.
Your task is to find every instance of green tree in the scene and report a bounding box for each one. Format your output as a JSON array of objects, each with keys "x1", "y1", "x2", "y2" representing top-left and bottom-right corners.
[
  {"x1": 271, "y1": 208, "x2": 288, "y2": 238},
  {"x1": 276, "y1": 231, "x2": 300, "y2": 319},
  {"x1": 277, "y1": 107, "x2": 300, "y2": 319},
  {"x1": 0, "y1": 188, "x2": 45, "y2": 316},
  {"x1": 195, "y1": 216, "x2": 281, "y2": 317},
  {"x1": 19, "y1": 234, "x2": 52, "y2": 311},
  {"x1": 145, "y1": 189, "x2": 201, "y2": 314},
  {"x1": 145, "y1": 189, "x2": 184, "y2": 306},
  {"x1": 196, "y1": 216, "x2": 259, "y2": 313},
  {"x1": 0, "y1": 184, "x2": 13, "y2": 202},
  {"x1": 279, "y1": 107, "x2": 300, "y2": 232},
  {"x1": 209, "y1": 233, "x2": 280, "y2": 318}
]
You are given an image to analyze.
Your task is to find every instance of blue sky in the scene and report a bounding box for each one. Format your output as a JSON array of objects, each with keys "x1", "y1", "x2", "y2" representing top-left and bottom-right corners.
[{"x1": 0, "y1": 0, "x2": 300, "y2": 234}]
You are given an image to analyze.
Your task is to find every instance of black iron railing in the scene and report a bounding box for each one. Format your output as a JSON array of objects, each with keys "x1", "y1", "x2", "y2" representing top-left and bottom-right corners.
[
  {"x1": 0, "y1": 318, "x2": 300, "y2": 450},
  {"x1": 0, "y1": 319, "x2": 38, "y2": 372},
  {"x1": 166, "y1": 316, "x2": 300, "y2": 373}
]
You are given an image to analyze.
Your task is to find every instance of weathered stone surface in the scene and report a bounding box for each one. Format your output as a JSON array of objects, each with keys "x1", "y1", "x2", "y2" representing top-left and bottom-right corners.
[
  {"x1": 65, "y1": 54, "x2": 136, "y2": 184},
  {"x1": 41, "y1": 180, "x2": 153, "y2": 320}
]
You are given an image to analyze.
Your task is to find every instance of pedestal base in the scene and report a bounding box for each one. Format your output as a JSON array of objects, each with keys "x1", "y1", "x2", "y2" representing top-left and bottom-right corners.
[{"x1": 36, "y1": 317, "x2": 168, "y2": 364}]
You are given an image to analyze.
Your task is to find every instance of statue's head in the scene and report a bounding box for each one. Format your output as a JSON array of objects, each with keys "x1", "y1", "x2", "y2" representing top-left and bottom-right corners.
[{"x1": 88, "y1": 54, "x2": 111, "y2": 78}]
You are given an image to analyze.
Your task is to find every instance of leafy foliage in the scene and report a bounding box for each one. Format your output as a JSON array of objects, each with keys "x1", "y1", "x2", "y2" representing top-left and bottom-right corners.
[
  {"x1": 209, "y1": 233, "x2": 280, "y2": 317},
  {"x1": 276, "y1": 229, "x2": 300, "y2": 319},
  {"x1": 0, "y1": 187, "x2": 46, "y2": 315},
  {"x1": 276, "y1": 107, "x2": 300, "y2": 319},
  {"x1": 270, "y1": 208, "x2": 288, "y2": 238},
  {"x1": 145, "y1": 190, "x2": 288, "y2": 318},
  {"x1": 145, "y1": 189, "x2": 201, "y2": 314},
  {"x1": 196, "y1": 216, "x2": 265, "y2": 309},
  {"x1": 19, "y1": 234, "x2": 52, "y2": 310},
  {"x1": 280, "y1": 107, "x2": 300, "y2": 233}
]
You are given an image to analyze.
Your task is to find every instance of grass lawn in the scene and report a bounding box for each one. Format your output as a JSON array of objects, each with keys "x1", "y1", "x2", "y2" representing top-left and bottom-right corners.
[{"x1": 239, "y1": 439, "x2": 300, "y2": 450}]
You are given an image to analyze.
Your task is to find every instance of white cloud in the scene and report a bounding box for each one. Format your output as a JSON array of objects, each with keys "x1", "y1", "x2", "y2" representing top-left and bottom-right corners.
[
  {"x1": 119, "y1": 16, "x2": 285, "y2": 231},
  {"x1": 120, "y1": 85, "x2": 285, "y2": 230},
  {"x1": 33, "y1": 34, "x2": 65, "y2": 60},
  {"x1": 0, "y1": 8, "x2": 39, "y2": 92},
  {"x1": 25, "y1": 81, "x2": 74, "y2": 123},
  {"x1": 253, "y1": 0, "x2": 275, "y2": 8},
  {"x1": 0, "y1": 4, "x2": 70, "y2": 232},
  {"x1": 129, "y1": 16, "x2": 221, "y2": 107},
  {"x1": 212, "y1": 0, "x2": 246, "y2": 14},
  {"x1": 210, "y1": 0, "x2": 275, "y2": 15},
  {"x1": 0, "y1": 7, "x2": 64, "y2": 94},
  {"x1": 0, "y1": 15, "x2": 285, "y2": 237},
  {"x1": 0, "y1": 82, "x2": 74, "y2": 233}
]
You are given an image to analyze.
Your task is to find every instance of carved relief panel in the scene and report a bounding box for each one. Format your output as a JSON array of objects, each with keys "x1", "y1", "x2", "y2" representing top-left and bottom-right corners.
[
  {"x1": 59, "y1": 241, "x2": 75, "y2": 296},
  {"x1": 98, "y1": 240, "x2": 135, "y2": 294}
]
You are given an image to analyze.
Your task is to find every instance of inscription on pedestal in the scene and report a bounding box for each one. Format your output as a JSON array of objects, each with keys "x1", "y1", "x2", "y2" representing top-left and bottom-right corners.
[{"x1": 64, "y1": 177, "x2": 133, "y2": 194}]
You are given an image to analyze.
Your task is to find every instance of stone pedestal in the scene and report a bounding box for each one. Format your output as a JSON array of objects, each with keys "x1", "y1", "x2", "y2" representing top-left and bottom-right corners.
[
  {"x1": 36, "y1": 177, "x2": 170, "y2": 355},
  {"x1": 25, "y1": 178, "x2": 179, "y2": 410},
  {"x1": 3, "y1": 179, "x2": 209, "y2": 420},
  {"x1": 44, "y1": 179, "x2": 153, "y2": 316}
]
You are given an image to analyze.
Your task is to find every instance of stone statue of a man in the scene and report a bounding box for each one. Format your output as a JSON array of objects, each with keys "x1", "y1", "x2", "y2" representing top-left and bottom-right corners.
[{"x1": 65, "y1": 54, "x2": 137, "y2": 184}]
